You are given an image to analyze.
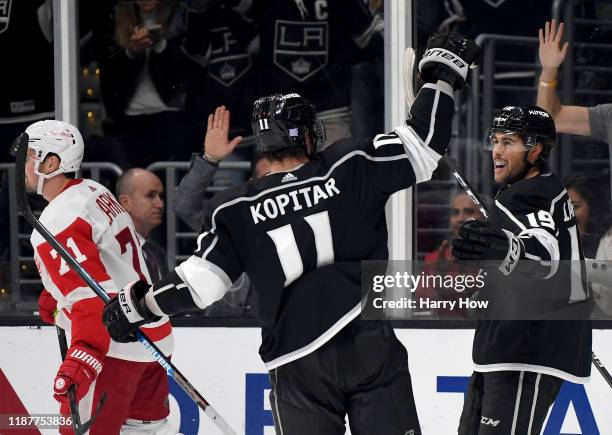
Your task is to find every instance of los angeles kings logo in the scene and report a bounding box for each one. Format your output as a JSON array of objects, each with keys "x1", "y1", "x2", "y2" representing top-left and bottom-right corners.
[
  {"x1": 273, "y1": 20, "x2": 329, "y2": 82},
  {"x1": 0, "y1": 0, "x2": 12, "y2": 34}
]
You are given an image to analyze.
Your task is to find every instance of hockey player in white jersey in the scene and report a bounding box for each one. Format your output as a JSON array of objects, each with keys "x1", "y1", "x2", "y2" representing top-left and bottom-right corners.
[{"x1": 25, "y1": 120, "x2": 176, "y2": 434}]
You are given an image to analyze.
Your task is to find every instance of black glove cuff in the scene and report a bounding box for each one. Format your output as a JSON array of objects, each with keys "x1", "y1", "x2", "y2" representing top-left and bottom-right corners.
[{"x1": 131, "y1": 281, "x2": 161, "y2": 323}]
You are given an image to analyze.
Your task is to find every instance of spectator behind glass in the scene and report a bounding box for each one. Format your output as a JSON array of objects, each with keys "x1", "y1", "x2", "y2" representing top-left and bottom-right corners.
[
  {"x1": 424, "y1": 192, "x2": 485, "y2": 263},
  {"x1": 250, "y1": 0, "x2": 384, "y2": 148},
  {"x1": 116, "y1": 168, "x2": 169, "y2": 281},
  {"x1": 173, "y1": 107, "x2": 265, "y2": 317},
  {"x1": 94, "y1": 0, "x2": 197, "y2": 168},
  {"x1": 183, "y1": 3, "x2": 258, "y2": 141},
  {"x1": 564, "y1": 175, "x2": 612, "y2": 258},
  {"x1": 174, "y1": 107, "x2": 271, "y2": 232},
  {"x1": 417, "y1": 191, "x2": 486, "y2": 318}
]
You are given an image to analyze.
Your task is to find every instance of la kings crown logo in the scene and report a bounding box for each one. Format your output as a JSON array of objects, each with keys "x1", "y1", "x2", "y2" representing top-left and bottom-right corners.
[
  {"x1": 209, "y1": 25, "x2": 252, "y2": 87},
  {"x1": 274, "y1": 19, "x2": 329, "y2": 82},
  {"x1": 0, "y1": 0, "x2": 12, "y2": 34}
]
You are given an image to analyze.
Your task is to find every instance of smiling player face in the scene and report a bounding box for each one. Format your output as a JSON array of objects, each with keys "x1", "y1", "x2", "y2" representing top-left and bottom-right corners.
[{"x1": 490, "y1": 132, "x2": 531, "y2": 185}]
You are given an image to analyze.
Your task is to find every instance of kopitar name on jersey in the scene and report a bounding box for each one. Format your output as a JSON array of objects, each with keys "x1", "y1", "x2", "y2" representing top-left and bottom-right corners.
[{"x1": 249, "y1": 177, "x2": 340, "y2": 224}]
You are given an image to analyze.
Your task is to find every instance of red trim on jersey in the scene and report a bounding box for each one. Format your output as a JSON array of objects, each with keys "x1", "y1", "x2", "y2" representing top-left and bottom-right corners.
[
  {"x1": 59, "y1": 178, "x2": 83, "y2": 194},
  {"x1": 141, "y1": 320, "x2": 173, "y2": 342},
  {"x1": 70, "y1": 297, "x2": 111, "y2": 356},
  {"x1": 36, "y1": 217, "x2": 112, "y2": 296}
]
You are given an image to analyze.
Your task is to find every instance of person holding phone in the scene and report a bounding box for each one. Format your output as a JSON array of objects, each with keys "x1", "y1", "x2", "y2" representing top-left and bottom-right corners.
[{"x1": 93, "y1": 0, "x2": 198, "y2": 168}]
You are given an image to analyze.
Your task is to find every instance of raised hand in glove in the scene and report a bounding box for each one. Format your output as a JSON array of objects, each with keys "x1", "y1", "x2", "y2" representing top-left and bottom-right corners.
[
  {"x1": 451, "y1": 219, "x2": 523, "y2": 275},
  {"x1": 102, "y1": 280, "x2": 160, "y2": 343},
  {"x1": 418, "y1": 32, "x2": 481, "y2": 90},
  {"x1": 54, "y1": 344, "x2": 103, "y2": 405}
]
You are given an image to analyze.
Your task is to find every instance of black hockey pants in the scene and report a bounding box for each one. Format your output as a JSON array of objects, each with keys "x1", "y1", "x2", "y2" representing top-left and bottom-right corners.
[
  {"x1": 458, "y1": 371, "x2": 563, "y2": 435},
  {"x1": 268, "y1": 320, "x2": 421, "y2": 435}
]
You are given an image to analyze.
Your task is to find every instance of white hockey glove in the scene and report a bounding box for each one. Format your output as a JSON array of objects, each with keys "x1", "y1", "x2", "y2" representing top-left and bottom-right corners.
[
  {"x1": 452, "y1": 219, "x2": 523, "y2": 276},
  {"x1": 102, "y1": 281, "x2": 160, "y2": 343},
  {"x1": 418, "y1": 32, "x2": 480, "y2": 90}
]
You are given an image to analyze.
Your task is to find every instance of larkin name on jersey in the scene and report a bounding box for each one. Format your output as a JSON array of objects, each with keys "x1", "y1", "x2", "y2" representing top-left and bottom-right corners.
[{"x1": 31, "y1": 179, "x2": 173, "y2": 362}]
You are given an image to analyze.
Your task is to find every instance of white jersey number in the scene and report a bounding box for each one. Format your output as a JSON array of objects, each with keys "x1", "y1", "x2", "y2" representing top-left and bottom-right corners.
[
  {"x1": 49, "y1": 237, "x2": 88, "y2": 276},
  {"x1": 526, "y1": 210, "x2": 555, "y2": 230},
  {"x1": 266, "y1": 210, "x2": 334, "y2": 287}
]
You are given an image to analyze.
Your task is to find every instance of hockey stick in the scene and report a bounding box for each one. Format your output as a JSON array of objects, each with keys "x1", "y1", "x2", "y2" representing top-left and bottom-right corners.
[
  {"x1": 55, "y1": 325, "x2": 82, "y2": 433},
  {"x1": 56, "y1": 326, "x2": 107, "y2": 434},
  {"x1": 12, "y1": 134, "x2": 238, "y2": 435},
  {"x1": 441, "y1": 155, "x2": 490, "y2": 219}
]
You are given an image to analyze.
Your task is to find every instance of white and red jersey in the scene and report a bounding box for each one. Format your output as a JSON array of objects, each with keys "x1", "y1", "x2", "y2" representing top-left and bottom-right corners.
[{"x1": 31, "y1": 179, "x2": 173, "y2": 362}]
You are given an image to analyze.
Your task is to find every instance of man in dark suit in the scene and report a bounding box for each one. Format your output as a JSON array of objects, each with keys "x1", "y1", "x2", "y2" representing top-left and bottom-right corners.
[{"x1": 116, "y1": 168, "x2": 168, "y2": 281}]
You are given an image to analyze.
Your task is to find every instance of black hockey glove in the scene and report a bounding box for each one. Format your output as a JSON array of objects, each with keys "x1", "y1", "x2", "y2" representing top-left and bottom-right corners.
[
  {"x1": 102, "y1": 280, "x2": 160, "y2": 343},
  {"x1": 451, "y1": 219, "x2": 523, "y2": 276},
  {"x1": 418, "y1": 32, "x2": 481, "y2": 90}
]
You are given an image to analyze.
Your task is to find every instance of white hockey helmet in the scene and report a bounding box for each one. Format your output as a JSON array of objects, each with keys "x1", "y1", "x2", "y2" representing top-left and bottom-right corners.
[{"x1": 25, "y1": 120, "x2": 84, "y2": 194}]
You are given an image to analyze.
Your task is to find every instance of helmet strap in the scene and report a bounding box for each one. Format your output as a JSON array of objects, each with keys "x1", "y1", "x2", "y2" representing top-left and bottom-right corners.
[
  {"x1": 33, "y1": 158, "x2": 63, "y2": 196},
  {"x1": 33, "y1": 160, "x2": 46, "y2": 195}
]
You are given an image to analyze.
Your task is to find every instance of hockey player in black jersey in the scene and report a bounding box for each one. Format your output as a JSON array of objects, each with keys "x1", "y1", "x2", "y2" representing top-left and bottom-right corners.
[
  {"x1": 102, "y1": 32, "x2": 480, "y2": 434},
  {"x1": 452, "y1": 106, "x2": 592, "y2": 434}
]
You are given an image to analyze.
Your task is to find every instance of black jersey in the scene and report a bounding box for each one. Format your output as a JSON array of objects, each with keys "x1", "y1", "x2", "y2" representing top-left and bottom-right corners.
[
  {"x1": 473, "y1": 173, "x2": 592, "y2": 382},
  {"x1": 148, "y1": 82, "x2": 456, "y2": 369},
  {"x1": 251, "y1": 0, "x2": 382, "y2": 112}
]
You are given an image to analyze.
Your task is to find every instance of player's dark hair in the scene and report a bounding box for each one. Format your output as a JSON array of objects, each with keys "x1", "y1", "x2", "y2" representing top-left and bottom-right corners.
[
  {"x1": 531, "y1": 144, "x2": 549, "y2": 171},
  {"x1": 250, "y1": 152, "x2": 272, "y2": 179},
  {"x1": 43, "y1": 152, "x2": 76, "y2": 178},
  {"x1": 264, "y1": 146, "x2": 308, "y2": 162}
]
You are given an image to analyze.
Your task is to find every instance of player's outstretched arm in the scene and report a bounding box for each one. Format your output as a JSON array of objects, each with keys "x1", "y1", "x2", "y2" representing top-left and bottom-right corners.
[
  {"x1": 360, "y1": 32, "x2": 480, "y2": 194},
  {"x1": 537, "y1": 19, "x2": 591, "y2": 136},
  {"x1": 104, "y1": 226, "x2": 242, "y2": 342},
  {"x1": 407, "y1": 32, "x2": 480, "y2": 156}
]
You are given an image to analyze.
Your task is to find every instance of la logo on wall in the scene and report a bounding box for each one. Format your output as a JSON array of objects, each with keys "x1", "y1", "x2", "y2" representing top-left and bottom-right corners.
[{"x1": 0, "y1": 0, "x2": 12, "y2": 34}]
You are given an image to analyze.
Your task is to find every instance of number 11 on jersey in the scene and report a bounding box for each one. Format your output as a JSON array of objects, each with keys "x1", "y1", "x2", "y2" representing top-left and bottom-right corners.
[{"x1": 266, "y1": 210, "x2": 334, "y2": 287}]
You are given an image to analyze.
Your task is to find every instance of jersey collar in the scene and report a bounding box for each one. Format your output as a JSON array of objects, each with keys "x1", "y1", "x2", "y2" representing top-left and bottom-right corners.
[{"x1": 59, "y1": 178, "x2": 83, "y2": 194}]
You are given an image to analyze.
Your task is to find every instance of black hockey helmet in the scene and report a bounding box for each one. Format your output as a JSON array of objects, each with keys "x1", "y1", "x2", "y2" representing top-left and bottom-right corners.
[
  {"x1": 484, "y1": 105, "x2": 556, "y2": 162},
  {"x1": 250, "y1": 93, "x2": 325, "y2": 156}
]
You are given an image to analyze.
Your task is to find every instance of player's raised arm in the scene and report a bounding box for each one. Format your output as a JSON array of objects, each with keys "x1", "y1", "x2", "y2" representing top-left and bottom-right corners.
[
  {"x1": 103, "y1": 223, "x2": 243, "y2": 343},
  {"x1": 359, "y1": 32, "x2": 480, "y2": 194},
  {"x1": 537, "y1": 19, "x2": 591, "y2": 136}
]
